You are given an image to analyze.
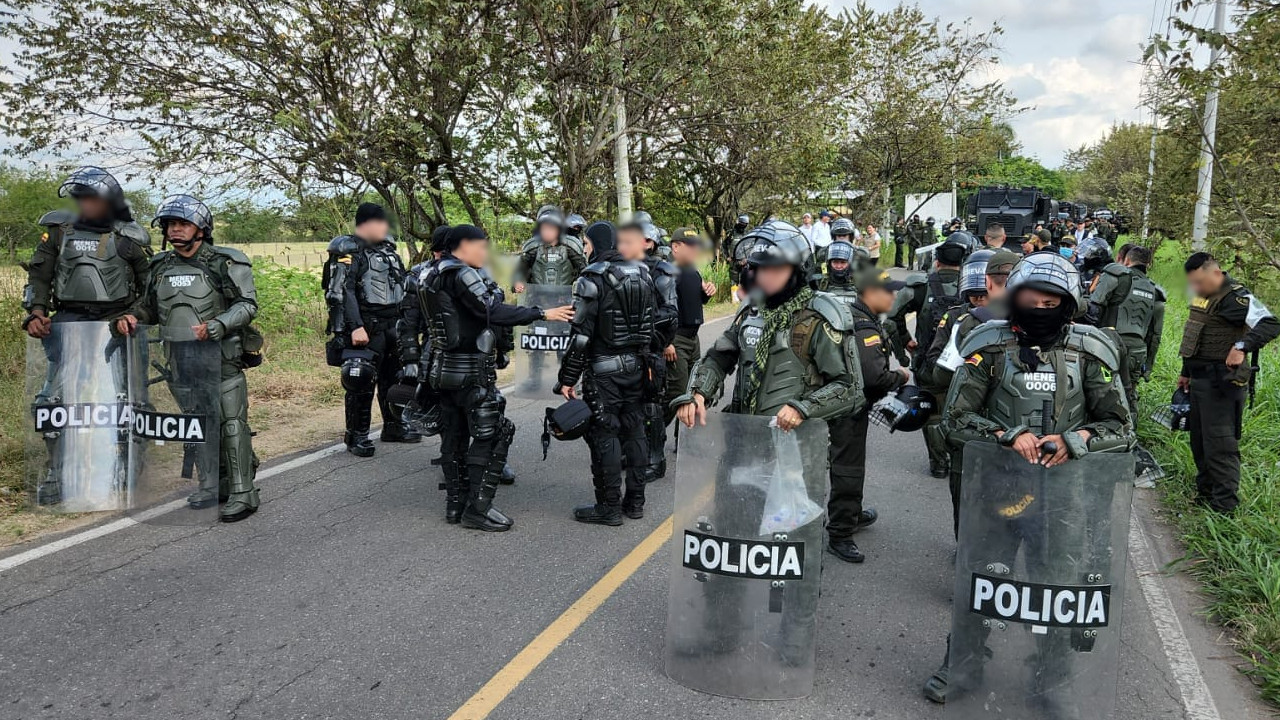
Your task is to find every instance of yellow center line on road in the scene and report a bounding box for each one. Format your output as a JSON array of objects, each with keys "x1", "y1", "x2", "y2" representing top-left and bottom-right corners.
[{"x1": 446, "y1": 516, "x2": 675, "y2": 720}]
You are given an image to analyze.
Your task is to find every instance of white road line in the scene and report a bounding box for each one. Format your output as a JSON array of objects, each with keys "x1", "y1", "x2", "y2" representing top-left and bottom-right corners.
[
  {"x1": 0, "y1": 435, "x2": 365, "y2": 574},
  {"x1": 1129, "y1": 508, "x2": 1223, "y2": 720}
]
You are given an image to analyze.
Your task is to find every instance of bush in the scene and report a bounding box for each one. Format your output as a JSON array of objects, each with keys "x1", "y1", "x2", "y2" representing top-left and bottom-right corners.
[{"x1": 1140, "y1": 243, "x2": 1280, "y2": 705}]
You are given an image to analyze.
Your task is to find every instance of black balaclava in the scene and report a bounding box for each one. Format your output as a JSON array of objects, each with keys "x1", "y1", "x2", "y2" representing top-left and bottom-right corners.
[
  {"x1": 1009, "y1": 291, "x2": 1073, "y2": 351},
  {"x1": 585, "y1": 221, "x2": 618, "y2": 262}
]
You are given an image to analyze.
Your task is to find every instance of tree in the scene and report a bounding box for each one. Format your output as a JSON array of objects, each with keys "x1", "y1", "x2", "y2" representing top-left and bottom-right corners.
[
  {"x1": 968, "y1": 156, "x2": 1066, "y2": 200},
  {"x1": 0, "y1": 166, "x2": 59, "y2": 262},
  {"x1": 833, "y1": 2, "x2": 1019, "y2": 225}
]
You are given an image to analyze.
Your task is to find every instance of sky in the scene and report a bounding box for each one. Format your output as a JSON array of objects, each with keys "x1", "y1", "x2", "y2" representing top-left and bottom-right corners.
[{"x1": 822, "y1": 0, "x2": 1174, "y2": 167}]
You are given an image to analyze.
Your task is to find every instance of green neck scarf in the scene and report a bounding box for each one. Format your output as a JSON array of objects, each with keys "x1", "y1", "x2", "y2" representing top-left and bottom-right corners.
[{"x1": 745, "y1": 287, "x2": 813, "y2": 414}]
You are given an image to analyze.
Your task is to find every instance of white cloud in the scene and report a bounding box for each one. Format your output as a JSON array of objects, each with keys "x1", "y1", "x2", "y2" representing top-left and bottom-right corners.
[{"x1": 822, "y1": 0, "x2": 1160, "y2": 167}]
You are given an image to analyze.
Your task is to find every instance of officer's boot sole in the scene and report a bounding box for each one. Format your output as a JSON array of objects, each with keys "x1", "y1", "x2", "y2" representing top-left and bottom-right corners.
[
  {"x1": 219, "y1": 505, "x2": 258, "y2": 523},
  {"x1": 460, "y1": 512, "x2": 512, "y2": 532}
]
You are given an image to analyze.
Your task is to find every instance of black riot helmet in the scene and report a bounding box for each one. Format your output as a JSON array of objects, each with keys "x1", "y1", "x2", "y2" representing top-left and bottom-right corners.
[
  {"x1": 541, "y1": 400, "x2": 593, "y2": 459},
  {"x1": 1006, "y1": 252, "x2": 1083, "y2": 318},
  {"x1": 152, "y1": 194, "x2": 214, "y2": 242},
  {"x1": 632, "y1": 210, "x2": 653, "y2": 225},
  {"x1": 59, "y1": 166, "x2": 131, "y2": 221},
  {"x1": 745, "y1": 220, "x2": 814, "y2": 276},
  {"x1": 565, "y1": 213, "x2": 587, "y2": 236},
  {"x1": 959, "y1": 248, "x2": 995, "y2": 297},
  {"x1": 830, "y1": 217, "x2": 856, "y2": 241},
  {"x1": 869, "y1": 385, "x2": 937, "y2": 433},
  {"x1": 536, "y1": 205, "x2": 564, "y2": 230},
  {"x1": 826, "y1": 240, "x2": 857, "y2": 283},
  {"x1": 734, "y1": 214, "x2": 750, "y2": 232},
  {"x1": 1078, "y1": 237, "x2": 1112, "y2": 272},
  {"x1": 1151, "y1": 388, "x2": 1192, "y2": 432},
  {"x1": 936, "y1": 233, "x2": 974, "y2": 267}
]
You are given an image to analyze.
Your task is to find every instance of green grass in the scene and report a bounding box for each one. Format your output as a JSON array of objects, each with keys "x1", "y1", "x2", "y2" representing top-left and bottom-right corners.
[{"x1": 1140, "y1": 241, "x2": 1280, "y2": 705}]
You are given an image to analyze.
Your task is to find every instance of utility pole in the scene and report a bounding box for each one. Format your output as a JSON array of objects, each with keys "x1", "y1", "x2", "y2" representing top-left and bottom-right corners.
[
  {"x1": 1141, "y1": 126, "x2": 1157, "y2": 241},
  {"x1": 611, "y1": 9, "x2": 633, "y2": 222},
  {"x1": 1191, "y1": 0, "x2": 1227, "y2": 251}
]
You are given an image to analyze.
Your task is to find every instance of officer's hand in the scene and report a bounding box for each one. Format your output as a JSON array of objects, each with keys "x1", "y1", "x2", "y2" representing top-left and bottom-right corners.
[
  {"x1": 401, "y1": 363, "x2": 419, "y2": 382},
  {"x1": 25, "y1": 311, "x2": 51, "y2": 339},
  {"x1": 544, "y1": 305, "x2": 574, "y2": 322},
  {"x1": 351, "y1": 326, "x2": 370, "y2": 346},
  {"x1": 1009, "y1": 432, "x2": 1041, "y2": 465},
  {"x1": 1177, "y1": 375, "x2": 1190, "y2": 392},
  {"x1": 774, "y1": 405, "x2": 804, "y2": 432},
  {"x1": 701, "y1": 280, "x2": 717, "y2": 297},
  {"x1": 191, "y1": 323, "x2": 209, "y2": 341},
  {"x1": 560, "y1": 384, "x2": 577, "y2": 401},
  {"x1": 515, "y1": 283, "x2": 526, "y2": 294},
  {"x1": 1037, "y1": 434, "x2": 1070, "y2": 468},
  {"x1": 907, "y1": 339, "x2": 918, "y2": 351},
  {"x1": 1226, "y1": 347, "x2": 1245, "y2": 370},
  {"x1": 677, "y1": 394, "x2": 707, "y2": 428},
  {"x1": 115, "y1": 314, "x2": 138, "y2": 336},
  {"x1": 664, "y1": 344, "x2": 677, "y2": 362}
]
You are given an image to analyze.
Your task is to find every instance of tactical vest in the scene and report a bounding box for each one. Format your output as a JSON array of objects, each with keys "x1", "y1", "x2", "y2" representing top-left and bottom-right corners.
[
  {"x1": 422, "y1": 261, "x2": 484, "y2": 354},
  {"x1": 531, "y1": 243, "x2": 577, "y2": 286},
  {"x1": 985, "y1": 336, "x2": 1089, "y2": 434},
  {"x1": 153, "y1": 258, "x2": 226, "y2": 332},
  {"x1": 359, "y1": 244, "x2": 405, "y2": 308},
  {"x1": 54, "y1": 225, "x2": 135, "y2": 305},
  {"x1": 1113, "y1": 271, "x2": 1158, "y2": 339},
  {"x1": 591, "y1": 262, "x2": 655, "y2": 354},
  {"x1": 1179, "y1": 282, "x2": 1246, "y2": 363},
  {"x1": 918, "y1": 270, "x2": 962, "y2": 356},
  {"x1": 730, "y1": 309, "x2": 816, "y2": 415},
  {"x1": 822, "y1": 279, "x2": 859, "y2": 305}
]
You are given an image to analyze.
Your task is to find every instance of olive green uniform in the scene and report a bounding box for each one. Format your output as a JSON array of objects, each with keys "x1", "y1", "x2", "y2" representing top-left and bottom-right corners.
[
  {"x1": 1179, "y1": 277, "x2": 1278, "y2": 512},
  {"x1": 1088, "y1": 262, "x2": 1166, "y2": 408},
  {"x1": 25, "y1": 210, "x2": 152, "y2": 322},
  {"x1": 130, "y1": 243, "x2": 261, "y2": 518}
]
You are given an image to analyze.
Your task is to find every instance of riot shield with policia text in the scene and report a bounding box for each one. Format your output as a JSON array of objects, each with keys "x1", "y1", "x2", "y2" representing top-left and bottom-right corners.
[
  {"x1": 126, "y1": 324, "x2": 222, "y2": 525},
  {"x1": 509, "y1": 284, "x2": 572, "y2": 398},
  {"x1": 24, "y1": 321, "x2": 221, "y2": 524},
  {"x1": 664, "y1": 412, "x2": 830, "y2": 700},
  {"x1": 945, "y1": 441, "x2": 1134, "y2": 720}
]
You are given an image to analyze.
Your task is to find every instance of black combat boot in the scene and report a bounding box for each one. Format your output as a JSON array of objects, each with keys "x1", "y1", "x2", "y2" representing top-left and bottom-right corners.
[
  {"x1": 851, "y1": 508, "x2": 878, "y2": 533},
  {"x1": 380, "y1": 420, "x2": 422, "y2": 444},
  {"x1": 344, "y1": 395, "x2": 376, "y2": 457},
  {"x1": 460, "y1": 463, "x2": 513, "y2": 532},
  {"x1": 574, "y1": 487, "x2": 624, "y2": 526},
  {"x1": 500, "y1": 464, "x2": 516, "y2": 485},
  {"x1": 622, "y1": 475, "x2": 646, "y2": 519},
  {"x1": 441, "y1": 459, "x2": 466, "y2": 525},
  {"x1": 827, "y1": 537, "x2": 865, "y2": 563}
]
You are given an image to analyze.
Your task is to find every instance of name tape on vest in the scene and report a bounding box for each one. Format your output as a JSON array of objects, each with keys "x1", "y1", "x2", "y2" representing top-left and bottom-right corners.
[
  {"x1": 33, "y1": 403, "x2": 208, "y2": 443},
  {"x1": 682, "y1": 530, "x2": 805, "y2": 580},
  {"x1": 970, "y1": 573, "x2": 1110, "y2": 628}
]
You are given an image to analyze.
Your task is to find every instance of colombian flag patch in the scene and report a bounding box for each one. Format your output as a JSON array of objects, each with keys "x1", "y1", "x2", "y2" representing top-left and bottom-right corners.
[
  {"x1": 965, "y1": 353, "x2": 983, "y2": 367},
  {"x1": 863, "y1": 335, "x2": 881, "y2": 347}
]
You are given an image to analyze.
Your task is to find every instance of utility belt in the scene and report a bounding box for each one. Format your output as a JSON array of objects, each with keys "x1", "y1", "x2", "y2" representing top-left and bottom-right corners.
[
  {"x1": 359, "y1": 307, "x2": 400, "y2": 329},
  {"x1": 589, "y1": 353, "x2": 643, "y2": 377},
  {"x1": 431, "y1": 351, "x2": 495, "y2": 391},
  {"x1": 1185, "y1": 360, "x2": 1252, "y2": 387},
  {"x1": 676, "y1": 326, "x2": 700, "y2": 338},
  {"x1": 53, "y1": 303, "x2": 129, "y2": 322}
]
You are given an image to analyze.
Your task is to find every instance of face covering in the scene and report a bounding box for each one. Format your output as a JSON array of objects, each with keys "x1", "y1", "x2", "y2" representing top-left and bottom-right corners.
[
  {"x1": 1011, "y1": 305, "x2": 1067, "y2": 347},
  {"x1": 1059, "y1": 247, "x2": 1073, "y2": 259}
]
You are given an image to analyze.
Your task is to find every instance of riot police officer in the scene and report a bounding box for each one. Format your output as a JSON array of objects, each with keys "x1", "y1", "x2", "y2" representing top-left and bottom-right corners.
[
  {"x1": 556, "y1": 222, "x2": 660, "y2": 524},
  {"x1": 118, "y1": 195, "x2": 262, "y2": 522},
  {"x1": 640, "y1": 222, "x2": 680, "y2": 479},
  {"x1": 564, "y1": 213, "x2": 587, "y2": 241},
  {"x1": 389, "y1": 225, "x2": 449, "y2": 445},
  {"x1": 892, "y1": 218, "x2": 908, "y2": 268},
  {"x1": 1179, "y1": 252, "x2": 1279, "y2": 513},
  {"x1": 923, "y1": 252, "x2": 1135, "y2": 703},
  {"x1": 513, "y1": 206, "x2": 588, "y2": 292},
  {"x1": 1085, "y1": 245, "x2": 1166, "y2": 410},
  {"x1": 725, "y1": 213, "x2": 750, "y2": 285},
  {"x1": 825, "y1": 268, "x2": 909, "y2": 563},
  {"x1": 23, "y1": 166, "x2": 151, "y2": 334},
  {"x1": 325, "y1": 203, "x2": 420, "y2": 456},
  {"x1": 815, "y1": 240, "x2": 861, "y2": 303},
  {"x1": 917, "y1": 248, "x2": 1016, "y2": 535},
  {"x1": 673, "y1": 219, "x2": 864, "y2": 434},
  {"x1": 886, "y1": 233, "x2": 970, "y2": 478},
  {"x1": 421, "y1": 225, "x2": 572, "y2": 531},
  {"x1": 23, "y1": 167, "x2": 151, "y2": 505}
]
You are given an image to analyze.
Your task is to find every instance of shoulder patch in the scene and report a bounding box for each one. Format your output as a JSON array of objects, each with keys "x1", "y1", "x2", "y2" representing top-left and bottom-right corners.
[
  {"x1": 965, "y1": 353, "x2": 984, "y2": 367},
  {"x1": 863, "y1": 335, "x2": 881, "y2": 347}
]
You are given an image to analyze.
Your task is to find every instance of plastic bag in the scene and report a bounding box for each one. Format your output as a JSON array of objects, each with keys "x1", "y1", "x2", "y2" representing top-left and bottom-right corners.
[{"x1": 758, "y1": 425, "x2": 824, "y2": 535}]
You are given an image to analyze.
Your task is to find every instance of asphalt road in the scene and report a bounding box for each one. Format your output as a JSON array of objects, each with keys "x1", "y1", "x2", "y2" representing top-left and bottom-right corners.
[{"x1": 0, "y1": 312, "x2": 1270, "y2": 720}]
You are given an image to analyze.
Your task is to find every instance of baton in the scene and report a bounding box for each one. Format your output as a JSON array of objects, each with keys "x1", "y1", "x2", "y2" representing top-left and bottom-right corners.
[{"x1": 1040, "y1": 399, "x2": 1059, "y2": 457}]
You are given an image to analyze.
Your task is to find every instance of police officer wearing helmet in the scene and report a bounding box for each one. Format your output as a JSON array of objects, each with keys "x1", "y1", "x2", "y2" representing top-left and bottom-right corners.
[
  {"x1": 824, "y1": 267, "x2": 909, "y2": 562},
  {"x1": 564, "y1": 213, "x2": 587, "y2": 240},
  {"x1": 815, "y1": 240, "x2": 863, "y2": 303},
  {"x1": 823, "y1": 218, "x2": 858, "y2": 267},
  {"x1": 422, "y1": 225, "x2": 573, "y2": 531},
  {"x1": 557, "y1": 222, "x2": 661, "y2": 525},
  {"x1": 724, "y1": 213, "x2": 750, "y2": 284},
  {"x1": 673, "y1": 219, "x2": 864, "y2": 444},
  {"x1": 324, "y1": 203, "x2": 419, "y2": 456},
  {"x1": 23, "y1": 166, "x2": 152, "y2": 337},
  {"x1": 388, "y1": 227, "x2": 450, "y2": 459},
  {"x1": 918, "y1": 248, "x2": 1016, "y2": 536},
  {"x1": 118, "y1": 195, "x2": 262, "y2": 522},
  {"x1": 1179, "y1": 252, "x2": 1279, "y2": 513},
  {"x1": 639, "y1": 221, "x2": 680, "y2": 479},
  {"x1": 923, "y1": 252, "x2": 1134, "y2": 703},
  {"x1": 886, "y1": 232, "x2": 971, "y2": 478},
  {"x1": 513, "y1": 205, "x2": 587, "y2": 293}
]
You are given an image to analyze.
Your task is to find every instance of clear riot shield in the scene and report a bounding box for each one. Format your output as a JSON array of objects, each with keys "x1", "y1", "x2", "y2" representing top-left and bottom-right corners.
[
  {"x1": 125, "y1": 325, "x2": 222, "y2": 525},
  {"x1": 664, "y1": 413, "x2": 830, "y2": 700},
  {"x1": 946, "y1": 442, "x2": 1135, "y2": 720},
  {"x1": 509, "y1": 284, "x2": 572, "y2": 398},
  {"x1": 24, "y1": 321, "x2": 135, "y2": 512}
]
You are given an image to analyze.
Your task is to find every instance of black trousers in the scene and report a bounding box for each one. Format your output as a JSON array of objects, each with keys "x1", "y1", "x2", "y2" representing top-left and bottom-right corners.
[
  {"x1": 344, "y1": 319, "x2": 402, "y2": 433},
  {"x1": 583, "y1": 360, "x2": 649, "y2": 508},
  {"x1": 1189, "y1": 373, "x2": 1246, "y2": 513},
  {"x1": 827, "y1": 412, "x2": 870, "y2": 540}
]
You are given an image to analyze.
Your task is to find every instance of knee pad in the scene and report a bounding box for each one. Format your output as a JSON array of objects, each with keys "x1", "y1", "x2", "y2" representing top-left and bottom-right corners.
[
  {"x1": 467, "y1": 387, "x2": 507, "y2": 440},
  {"x1": 341, "y1": 357, "x2": 378, "y2": 394}
]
